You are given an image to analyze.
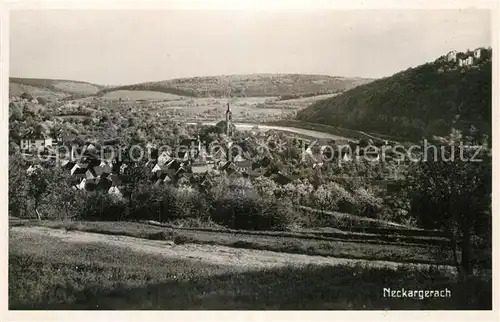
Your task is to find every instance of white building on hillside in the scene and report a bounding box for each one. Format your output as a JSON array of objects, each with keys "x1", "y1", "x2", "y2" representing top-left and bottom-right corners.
[
  {"x1": 446, "y1": 50, "x2": 457, "y2": 62},
  {"x1": 474, "y1": 48, "x2": 483, "y2": 59}
]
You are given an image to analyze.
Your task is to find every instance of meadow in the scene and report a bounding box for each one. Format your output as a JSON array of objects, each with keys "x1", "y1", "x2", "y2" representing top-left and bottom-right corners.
[{"x1": 10, "y1": 226, "x2": 491, "y2": 310}]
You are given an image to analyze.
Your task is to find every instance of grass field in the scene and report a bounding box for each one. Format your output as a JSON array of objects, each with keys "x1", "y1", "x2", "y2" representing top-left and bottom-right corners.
[
  {"x1": 12, "y1": 219, "x2": 454, "y2": 266},
  {"x1": 9, "y1": 82, "x2": 69, "y2": 101},
  {"x1": 9, "y1": 229, "x2": 491, "y2": 310},
  {"x1": 10, "y1": 77, "x2": 104, "y2": 96}
]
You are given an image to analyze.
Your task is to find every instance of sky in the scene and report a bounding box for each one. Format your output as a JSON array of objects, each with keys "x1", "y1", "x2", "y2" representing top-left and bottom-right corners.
[{"x1": 10, "y1": 9, "x2": 491, "y2": 85}]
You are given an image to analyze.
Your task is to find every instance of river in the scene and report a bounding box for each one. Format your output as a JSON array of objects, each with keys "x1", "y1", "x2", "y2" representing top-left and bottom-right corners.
[{"x1": 185, "y1": 122, "x2": 354, "y2": 141}]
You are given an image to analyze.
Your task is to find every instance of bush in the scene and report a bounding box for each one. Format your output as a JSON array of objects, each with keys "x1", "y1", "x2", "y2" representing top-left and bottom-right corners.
[
  {"x1": 126, "y1": 184, "x2": 171, "y2": 221},
  {"x1": 80, "y1": 191, "x2": 127, "y2": 221},
  {"x1": 352, "y1": 188, "x2": 383, "y2": 218},
  {"x1": 126, "y1": 184, "x2": 210, "y2": 222},
  {"x1": 20, "y1": 92, "x2": 33, "y2": 101},
  {"x1": 211, "y1": 195, "x2": 293, "y2": 231},
  {"x1": 36, "y1": 97, "x2": 48, "y2": 106}
]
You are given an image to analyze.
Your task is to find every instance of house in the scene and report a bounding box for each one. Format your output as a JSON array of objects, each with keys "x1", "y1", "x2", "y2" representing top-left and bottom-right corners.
[
  {"x1": 199, "y1": 177, "x2": 214, "y2": 191},
  {"x1": 95, "y1": 177, "x2": 113, "y2": 191},
  {"x1": 191, "y1": 162, "x2": 213, "y2": 175},
  {"x1": 194, "y1": 147, "x2": 213, "y2": 163},
  {"x1": 459, "y1": 56, "x2": 474, "y2": 67},
  {"x1": 61, "y1": 160, "x2": 76, "y2": 171},
  {"x1": 165, "y1": 159, "x2": 182, "y2": 172},
  {"x1": 26, "y1": 164, "x2": 42, "y2": 175},
  {"x1": 83, "y1": 178, "x2": 99, "y2": 191},
  {"x1": 71, "y1": 163, "x2": 89, "y2": 176},
  {"x1": 176, "y1": 150, "x2": 190, "y2": 162},
  {"x1": 212, "y1": 146, "x2": 227, "y2": 162},
  {"x1": 100, "y1": 150, "x2": 116, "y2": 162},
  {"x1": 154, "y1": 171, "x2": 173, "y2": 185},
  {"x1": 233, "y1": 154, "x2": 246, "y2": 162},
  {"x1": 227, "y1": 171, "x2": 243, "y2": 181},
  {"x1": 342, "y1": 153, "x2": 352, "y2": 162},
  {"x1": 99, "y1": 159, "x2": 113, "y2": 168},
  {"x1": 151, "y1": 163, "x2": 165, "y2": 173},
  {"x1": 263, "y1": 167, "x2": 281, "y2": 178},
  {"x1": 109, "y1": 174, "x2": 123, "y2": 187},
  {"x1": 301, "y1": 146, "x2": 315, "y2": 162},
  {"x1": 446, "y1": 50, "x2": 457, "y2": 62},
  {"x1": 220, "y1": 161, "x2": 238, "y2": 174},
  {"x1": 119, "y1": 163, "x2": 128, "y2": 174},
  {"x1": 83, "y1": 142, "x2": 96, "y2": 151},
  {"x1": 177, "y1": 175, "x2": 191, "y2": 187},
  {"x1": 92, "y1": 165, "x2": 112, "y2": 177},
  {"x1": 157, "y1": 151, "x2": 172, "y2": 166},
  {"x1": 271, "y1": 172, "x2": 294, "y2": 185},
  {"x1": 85, "y1": 168, "x2": 98, "y2": 180},
  {"x1": 246, "y1": 167, "x2": 267, "y2": 178},
  {"x1": 81, "y1": 157, "x2": 100, "y2": 168},
  {"x1": 175, "y1": 166, "x2": 187, "y2": 177},
  {"x1": 76, "y1": 178, "x2": 87, "y2": 190},
  {"x1": 233, "y1": 160, "x2": 252, "y2": 173},
  {"x1": 108, "y1": 186, "x2": 123, "y2": 199},
  {"x1": 474, "y1": 48, "x2": 483, "y2": 59}
]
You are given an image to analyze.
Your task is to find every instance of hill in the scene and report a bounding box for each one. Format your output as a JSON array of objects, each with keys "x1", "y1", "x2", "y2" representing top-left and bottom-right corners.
[
  {"x1": 98, "y1": 74, "x2": 374, "y2": 98},
  {"x1": 9, "y1": 77, "x2": 106, "y2": 99},
  {"x1": 296, "y1": 49, "x2": 492, "y2": 141},
  {"x1": 9, "y1": 82, "x2": 68, "y2": 101},
  {"x1": 100, "y1": 90, "x2": 186, "y2": 101}
]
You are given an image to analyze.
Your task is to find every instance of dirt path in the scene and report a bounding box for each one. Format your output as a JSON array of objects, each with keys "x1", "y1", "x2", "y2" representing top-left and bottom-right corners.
[{"x1": 10, "y1": 226, "x2": 455, "y2": 272}]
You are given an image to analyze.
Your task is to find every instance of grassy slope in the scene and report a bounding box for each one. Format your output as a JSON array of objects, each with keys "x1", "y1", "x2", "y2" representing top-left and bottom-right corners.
[
  {"x1": 9, "y1": 231, "x2": 491, "y2": 309},
  {"x1": 98, "y1": 74, "x2": 374, "y2": 98},
  {"x1": 100, "y1": 89, "x2": 186, "y2": 101},
  {"x1": 13, "y1": 219, "x2": 453, "y2": 266},
  {"x1": 9, "y1": 82, "x2": 69, "y2": 100},
  {"x1": 296, "y1": 55, "x2": 492, "y2": 141}
]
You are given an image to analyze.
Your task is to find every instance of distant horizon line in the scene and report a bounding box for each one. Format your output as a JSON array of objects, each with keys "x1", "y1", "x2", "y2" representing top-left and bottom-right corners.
[
  {"x1": 9, "y1": 72, "x2": 378, "y2": 87},
  {"x1": 9, "y1": 45, "x2": 491, "y2": 87}
]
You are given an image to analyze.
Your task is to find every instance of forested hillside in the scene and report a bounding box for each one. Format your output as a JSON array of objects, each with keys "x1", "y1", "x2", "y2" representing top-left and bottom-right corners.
[
  {"x1": 98, "y1": 74, "x2": 374, "y2": 98},
  {"x1": 297, "y1": 50, "x2": 492, "y2": 141}
]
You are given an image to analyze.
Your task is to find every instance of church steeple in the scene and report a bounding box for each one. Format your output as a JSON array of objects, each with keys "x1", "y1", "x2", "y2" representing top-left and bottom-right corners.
[{"x1": 225, "y1": 102, "x2": 232, "y2": 137}]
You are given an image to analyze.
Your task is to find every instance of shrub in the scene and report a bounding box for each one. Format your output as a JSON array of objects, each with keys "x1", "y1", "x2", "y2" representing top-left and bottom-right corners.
[
  {"x1": 126, "y1": 184, "x2": 210, "y2": 222},
  {"x1": 352, "y1": 188, "x2": 383, "y2": 218},
  {"x1": 36, "y1": 97, "x2": 48, "y2": 106},
  {"x1": 20, "y1": 92, "x2": 33, "y2": 101},
  {"x1": 80, "y1": 191, "x2": 127, "y2": 221},
  {"x1": 211, "y1": 195, "x2": 293, "y2": 231},
  {"x1": 126, "y1": 184, "x2": 171, "y2": 221}
]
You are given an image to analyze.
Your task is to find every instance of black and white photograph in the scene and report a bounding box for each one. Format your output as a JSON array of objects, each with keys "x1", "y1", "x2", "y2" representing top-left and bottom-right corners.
[{"x1": 3, "y1": 0, "x2": 496, "y2": 315}]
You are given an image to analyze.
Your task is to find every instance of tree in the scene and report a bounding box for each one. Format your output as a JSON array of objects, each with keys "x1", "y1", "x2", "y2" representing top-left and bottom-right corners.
[
  {"x1": 405, "y1": 129, "x2": 491, "y2": 306},
  {"x1": 38, "y1": 167, "x2": 87, "y2": 220},
  {"x1": 312, "y1": 185, "x2": 333, "y2": 213},
  {"x1": 8, "y1": 155, "x2": 31, "y2": 218},
  {"x1": 20, "y1": 92, "x2": 33, "y2": 101},
  {"x1": 36, "y1": 97, "x2": 48, "y2": 106},
  {"x1": 9, "y1": 102, "x2": 23, "y2": 121},
  {"x1": 122, "y1": 163, "x2": 151, "y2": 200},
  {"x1": 253, "y1": 176, "x2": 278, "y2": 199}
]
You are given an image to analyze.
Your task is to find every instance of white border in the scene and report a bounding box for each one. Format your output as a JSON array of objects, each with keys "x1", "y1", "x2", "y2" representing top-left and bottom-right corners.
[{"x1": 1, "y1": 0, "x2": 499, "y2": 321}]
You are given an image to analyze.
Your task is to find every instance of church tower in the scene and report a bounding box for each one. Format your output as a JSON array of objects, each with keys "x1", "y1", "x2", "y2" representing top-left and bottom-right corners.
[{"x1": 225, "y1": 102, "x2": 232, "y2": 137}]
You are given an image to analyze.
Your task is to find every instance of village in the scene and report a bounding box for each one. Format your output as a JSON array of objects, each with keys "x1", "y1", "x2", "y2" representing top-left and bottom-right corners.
[{"x1": 17, "y1": 100, "x2": 400, "y2": 203}]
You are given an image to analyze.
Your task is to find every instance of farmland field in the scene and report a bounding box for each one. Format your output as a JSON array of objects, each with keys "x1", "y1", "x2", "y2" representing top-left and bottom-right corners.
[{"x1": 101, "y1": 90, "x2": 186, "y2": 101}]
